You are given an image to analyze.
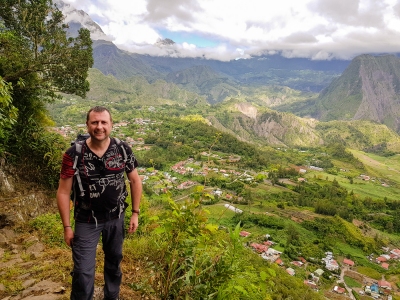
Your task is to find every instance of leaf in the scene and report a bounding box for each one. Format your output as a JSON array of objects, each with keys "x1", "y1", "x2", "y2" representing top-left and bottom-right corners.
[
  {"x1": 234, "y1": 285, "x2": 248, "y2": 295},
  {"x1": 260, "y1": 271, "x2": 268, "y2": 281},
  {"x1": 153, "y1": 227, "x2": 166, "y2": 234},
  {"x1": 205, "y1": 224, "x2": 218, "y2": 233},
  {"x1": 266, "y1": 268, "x2": 276, "y2": 278}
]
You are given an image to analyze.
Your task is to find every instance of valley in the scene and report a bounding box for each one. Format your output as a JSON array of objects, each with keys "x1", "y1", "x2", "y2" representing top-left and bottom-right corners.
[
  {"x1": 2, "y1": 1, "x2": 400, "y2": 299},
  {"x1": 43, "y1": 101, "x2": 400, "y2": 299}
]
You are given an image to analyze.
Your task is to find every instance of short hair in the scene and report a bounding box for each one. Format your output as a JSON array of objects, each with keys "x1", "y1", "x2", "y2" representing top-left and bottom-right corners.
[{"x1": 86, "y1": 106, "x2": 113, "y2": 123}]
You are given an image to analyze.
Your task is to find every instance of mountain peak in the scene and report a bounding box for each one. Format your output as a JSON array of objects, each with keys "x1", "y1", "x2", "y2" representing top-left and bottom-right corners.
[
  {"x1": 315, "y1": 54, "x2": 400, "y2": 132},
  {"x1": 155, "y1": 38, "x2": 176, "y2": 46},
  {"x1": 54, "y1": 0, "x2": 109, "y2": 41}
]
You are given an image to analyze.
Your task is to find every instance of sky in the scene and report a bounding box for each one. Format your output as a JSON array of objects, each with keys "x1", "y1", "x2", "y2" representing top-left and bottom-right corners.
[{"x1": 62, "y1": 0, "x2": 400, "y2": 61}]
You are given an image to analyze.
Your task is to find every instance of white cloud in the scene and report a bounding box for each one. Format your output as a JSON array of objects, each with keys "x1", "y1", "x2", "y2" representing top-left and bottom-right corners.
[{"x1": 62, "y1": 0, "x2": 400, "y2": 61}]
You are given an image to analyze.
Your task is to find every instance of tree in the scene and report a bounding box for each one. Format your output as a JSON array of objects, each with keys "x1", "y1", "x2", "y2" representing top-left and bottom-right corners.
[
  {"x1": 0, "y1": 0, "x2": 92, "y2": 100},
  {"x1": 0, "y1": 77, "x2": 18, "y2": 154},
  {"x1": 0, "y1": 0, "x2": 93, "y2": 187},
  {"x1": 286, "y1": 224, "x2": 301, "y2": 246}
]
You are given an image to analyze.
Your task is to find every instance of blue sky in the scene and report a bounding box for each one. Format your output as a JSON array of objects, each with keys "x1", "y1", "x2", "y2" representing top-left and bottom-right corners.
[
  {"x1": 62, "y1": 0, "x2": 400, "y2": 61},
  {"x1": 157, "y1": 29, "x2": 218, "y2": 48}
]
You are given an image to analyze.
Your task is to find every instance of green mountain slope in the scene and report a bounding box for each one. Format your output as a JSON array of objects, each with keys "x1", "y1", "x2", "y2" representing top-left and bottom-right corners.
[
  {"x1": 314, "y1": 54, "x2": 400, "y2": 132},
  {"x1": 87, "y1": 68, "x2": 209, "y2": 106},
  {"x1": 209, "y1": 100, "x2": 322, "y2": 147},
  {"x1": 316, "y1": 120, "x2": 400, "y2": 153},
  {"x1": 166, "y1": 65, "x2": 241, "y2": 103},
  {"x1": 208, "y1": 99, "x2": 400, "y2": 150},
  {"x1": 92, "y1": 40, "x2": 161, "y2": 81}
]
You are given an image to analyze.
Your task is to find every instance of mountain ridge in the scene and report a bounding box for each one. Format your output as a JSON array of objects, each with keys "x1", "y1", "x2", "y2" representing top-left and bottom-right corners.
[{"x1": 314, "y1": 54, "x2": 400, "y2": 132}]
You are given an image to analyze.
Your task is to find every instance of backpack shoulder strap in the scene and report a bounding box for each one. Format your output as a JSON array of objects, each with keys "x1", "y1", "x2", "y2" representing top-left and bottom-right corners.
[
  {"x1": 114, "y1": 137, "x2": 128, "y2": 163},
  {"x1": 72, "y1": 141, "x2": 85, "y2": 197},
  {"x1": 73, "y1": 142, "x2": 83, "y2": 170}
]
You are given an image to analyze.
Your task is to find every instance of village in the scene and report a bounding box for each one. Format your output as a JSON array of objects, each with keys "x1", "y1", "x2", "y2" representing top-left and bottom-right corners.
[
  {"x1": 237, "y1": 226, "x2": 399, "y2": 300},
  {"x1": 51, "y1": 119, "x2": 400, "y2": 299}
]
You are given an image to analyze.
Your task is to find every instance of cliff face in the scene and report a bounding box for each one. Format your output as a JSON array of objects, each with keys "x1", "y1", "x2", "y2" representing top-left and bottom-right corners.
[
  {"x1": 209, "y1": 103, "x2": 323, "y2": 147},
  {"x1": 316, "y1": 54, "x2": 400, "y2": 132},
  {"x1": 209, "y1": 101, "x2": 400, "y2": 150}
]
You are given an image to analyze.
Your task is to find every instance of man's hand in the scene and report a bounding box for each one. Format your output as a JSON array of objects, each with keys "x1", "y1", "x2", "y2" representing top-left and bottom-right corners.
[
  {"x1": 64, "y1": 227, "x2": 74, "y2": 247},
  {"x1": 128, "y1": 213, "x2": 139, "y2": 233}
]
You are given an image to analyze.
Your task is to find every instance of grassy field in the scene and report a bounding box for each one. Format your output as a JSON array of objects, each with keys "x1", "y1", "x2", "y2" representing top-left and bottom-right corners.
[
  {"x1": 355, "y1": 266, "x2": 382, "y2": 280},
  {"x1": 302, "y1": 149, "x2": 400, "y2": 201},
  {"x1": 349, "y1": 150, "x2": 400, "y2": 184},
  {"x1": 344, "y1": 276, "x2": 362, "y2": 288}
]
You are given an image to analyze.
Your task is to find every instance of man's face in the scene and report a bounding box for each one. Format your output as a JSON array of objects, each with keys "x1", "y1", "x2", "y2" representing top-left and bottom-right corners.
[{"x1": 86, "y1": 110, "x2": 112, "y2": 142}]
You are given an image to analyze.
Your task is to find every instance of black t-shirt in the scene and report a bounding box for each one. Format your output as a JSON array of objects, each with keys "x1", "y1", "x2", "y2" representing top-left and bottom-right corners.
[{"x1": 61, "y1": 138, "x2": 138, "y2": 223}]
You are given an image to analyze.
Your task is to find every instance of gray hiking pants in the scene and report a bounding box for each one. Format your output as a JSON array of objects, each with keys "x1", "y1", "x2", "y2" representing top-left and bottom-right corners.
[{"x1": 70, "y1": 213, "x2": 125, "y2": 300}]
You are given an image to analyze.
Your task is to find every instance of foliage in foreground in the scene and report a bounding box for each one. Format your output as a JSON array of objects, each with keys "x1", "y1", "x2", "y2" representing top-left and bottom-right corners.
[{"x1": 123, "y1": 196, "x2": 323, "y2": 300}]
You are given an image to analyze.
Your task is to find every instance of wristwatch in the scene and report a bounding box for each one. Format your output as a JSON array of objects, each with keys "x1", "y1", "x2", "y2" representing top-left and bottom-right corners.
[{"x1": 132, "y1": 209, "x2": 140, "y2": 215}]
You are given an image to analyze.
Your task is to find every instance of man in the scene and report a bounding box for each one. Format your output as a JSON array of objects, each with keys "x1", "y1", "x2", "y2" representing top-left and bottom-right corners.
[{"x1": 57, "y1": 106, "x2": 142, "y2": 300}]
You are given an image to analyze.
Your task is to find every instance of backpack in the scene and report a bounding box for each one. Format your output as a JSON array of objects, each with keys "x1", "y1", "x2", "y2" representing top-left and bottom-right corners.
[
  {"x1": 70, "y1": 133, "x2": 128, "y2": 208},
  {"x1": 70, "y1": 133, "x2": 90, "y2": 146}
]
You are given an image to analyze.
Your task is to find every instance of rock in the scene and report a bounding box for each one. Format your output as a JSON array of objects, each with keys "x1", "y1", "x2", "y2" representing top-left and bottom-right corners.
[
  {"x1": 18, "y1": 273, "x2": 32, "y2": 280},
  {"x1": 20, "y1": 294, "x2": 62, "y2": 300},
  {"x1": 2, "y1": 257, "x2": 23, "y2": 268},
  {"x1": 0, "y1": 229, "x2": 16, "y2": 241},
  {"x1": 0, "y1": 233, "x2": 8, "y2": 246},
  {"x1": 22, "y1": 279, "x2": 35, "y2": 288},
  {"x1": 25, "y1": 242, "x2": 45, "y2": 257},
  {"x1": 19, "y1": 262, "x2": 34, "y2": 269},
  {"x1": 11, "y1": 243, "x2": 20, "y2": 255},
  {"x1": 0, "y1": 214, "x2": 14, "y2": 229},
  {"x1": 24, "y1": 236, "x2": 39, "y2": 244},
  {"x1": 0, "y1": 169, "x2": 15, "y2": 193},
  {"x1": 52, "y1": 286, "x2": 66, "y2": 293},
  {"x1": 21, "y1": 280, "x2": 63, "y2": 298}
]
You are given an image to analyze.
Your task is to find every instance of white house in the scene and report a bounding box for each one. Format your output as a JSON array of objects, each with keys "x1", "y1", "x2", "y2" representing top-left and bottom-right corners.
[{"x1": 224, "y1": 204, "x2": 243, "y2": 214}]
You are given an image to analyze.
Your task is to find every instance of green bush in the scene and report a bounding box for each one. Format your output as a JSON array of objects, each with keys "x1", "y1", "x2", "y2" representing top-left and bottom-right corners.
[
  {"x1": 30, "y1": 213, "x2": 71, "y2": 248},
  {"x1": 8, "y1": 125, "x2": 67, "y2": 189}
]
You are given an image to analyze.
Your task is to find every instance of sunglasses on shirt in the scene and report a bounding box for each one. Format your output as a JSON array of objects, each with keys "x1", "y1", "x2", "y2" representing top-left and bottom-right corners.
[{"x1": 97, "y1": 160, "x2": 106, "y2": 176}]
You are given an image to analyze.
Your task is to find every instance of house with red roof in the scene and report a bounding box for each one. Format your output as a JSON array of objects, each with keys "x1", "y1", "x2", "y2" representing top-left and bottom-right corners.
[
  {"x1": 333, "y1": 286, "x2": 346, "y2": 294},
  {"x1": 286, "y1": 268, "x2": 295, "y2": 276},
  {"x1": 390, "y1": 248, "x2": 400, "y2": 258},
  {"x1": 378, "y1": 280, "x2": 391, "y2": 289},
  {"x1": 343, "y1": 258, "x2": 355, "y2": 267},
  {"x1": 381, "y1": 262, "x2": 389, "y2": 270},
  {"x1": 275, "y1": 258, "x2": 284, "y2": 266},
  {"x1": 240, "y1": 231, "x2": 251, "y2": 237},
  {"x1": 291, "y1": 261, "x2": 304, "y2": 267},
  {"x1": 263, "y1": 240, "x2": 274, "y2": 246},
  {"x1": 304, "y1": 280, "x2": 318, "y2": 290},
  {"x1": 376, "y1": 256, "x2": 387, "y2": 263},
  {"x1": 250, "y1": 243, "x2": 269, "y2": 253},
  {"x1": 298, "y1": 257, "x2": 307, "y2": 263}
]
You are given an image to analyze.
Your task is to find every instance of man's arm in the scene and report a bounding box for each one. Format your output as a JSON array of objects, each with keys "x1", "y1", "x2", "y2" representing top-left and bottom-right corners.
[
  {"x1": 56, "y1": 177, "x2": 74, "y2": 247},
  {"x1": 127, "y1": 169, "x2": 142, "y2": 233}
]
